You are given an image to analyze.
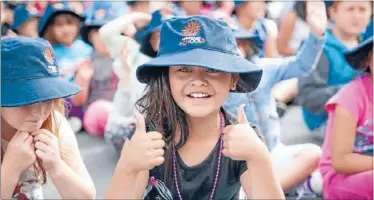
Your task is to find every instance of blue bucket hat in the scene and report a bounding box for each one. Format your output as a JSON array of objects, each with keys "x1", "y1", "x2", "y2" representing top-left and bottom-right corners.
[
  {"x1": 38, "y1": 2, "x2": 85, "y2": 37},
  {"x1": 344, "y1": 35, "x2": 373, "y2": 72},
  {"x1": 140, "y1": 9, "x2": 176, "y2": 58},
  {"x1": 136, "y1": 16, "x2": 263, "y2": 93},
  {"x1": 1, "y1": 37, "x2": 82, "y2": 107},
  {"x1": 81, "y1": 2, "x2": 120, "y2": 46},
  {"x1": 11, "y1": 4, "x2": 40, "y2": 31}
]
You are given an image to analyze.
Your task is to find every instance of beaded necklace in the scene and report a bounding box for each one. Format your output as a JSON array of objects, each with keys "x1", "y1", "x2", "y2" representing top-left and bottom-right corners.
[{"x1": 172, "y1": 111, "x2": 225, "y2": 200}]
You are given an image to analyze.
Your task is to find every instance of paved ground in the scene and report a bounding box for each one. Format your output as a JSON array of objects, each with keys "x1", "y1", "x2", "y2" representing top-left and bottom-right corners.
[{"x1": 43, "y1": 106, "x2": 323, "y2": 199}]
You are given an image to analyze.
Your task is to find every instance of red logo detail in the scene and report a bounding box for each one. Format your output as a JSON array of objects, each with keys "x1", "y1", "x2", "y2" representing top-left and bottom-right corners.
[
  {"x1": 44, "y1": 47, "x2": 55, "y2": 65},
  {"x1": 182, "y1": 21, "x2": 202, "y2": 36}
]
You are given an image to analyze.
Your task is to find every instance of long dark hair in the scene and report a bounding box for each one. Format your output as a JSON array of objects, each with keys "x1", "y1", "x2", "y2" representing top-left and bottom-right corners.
[{"x1": 135, "y1": 67, "x2": 188, "y2": 187}]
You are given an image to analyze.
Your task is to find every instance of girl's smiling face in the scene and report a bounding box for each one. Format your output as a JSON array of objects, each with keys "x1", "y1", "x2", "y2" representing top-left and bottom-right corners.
[{"x1": 169, "y1": 66, "x2": 238, "y2": 118}]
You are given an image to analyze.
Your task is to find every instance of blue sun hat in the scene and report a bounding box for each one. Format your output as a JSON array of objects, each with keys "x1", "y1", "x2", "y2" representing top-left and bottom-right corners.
[
  {"x1": 344, "y1": 35, "x2": 373, "y2": 72},
  {"x1": 11, "y1": 4, "x2": 40, "y2": 31},
  {"x1": 139, "y1": 8, "x2": 176, "y2": 57},
  {"x1": 38, "y1": 2, "x2": 85, "y2": 37},
  {"x1": 136, "y1": 15, "x2": 263, "y2": 93},
  {"x1": 81, "y1": 2, "x2": 121, "y2": 46},
  {"x1": 1, "y1": 37, "x2": 82, "y2": 107}
]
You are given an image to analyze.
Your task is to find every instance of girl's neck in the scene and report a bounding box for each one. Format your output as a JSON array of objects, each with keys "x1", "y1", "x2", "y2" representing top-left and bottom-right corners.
[
  {"x1": 332, "y1": 27, "x2": 359, "y2": 49},
  {"x1": 185, "y1": 109, "x2": 221, "y2": 141},
  {"x1": 237, "y1": 12, "x2": 256, "y2": 30},
  {"x1": 1, "y1": 118, "x2": 18, "y2": 142}
]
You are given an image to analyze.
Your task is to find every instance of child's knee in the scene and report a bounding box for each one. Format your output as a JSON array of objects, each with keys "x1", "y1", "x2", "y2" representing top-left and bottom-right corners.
[{"x1": 294, "y1": 144, "x2": 322, "y2": 166}]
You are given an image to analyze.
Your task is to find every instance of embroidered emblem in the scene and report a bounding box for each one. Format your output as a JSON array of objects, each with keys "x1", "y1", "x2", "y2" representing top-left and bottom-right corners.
[
  {"x1": 44, "y1": 47, "x2": 55, "y2": 65},
  {"x1": 179, "y1": 21, "x2": 206, "y2": 46},
  {"x1": 182, "y1": 21, "x2": 201, "y2": 36}
]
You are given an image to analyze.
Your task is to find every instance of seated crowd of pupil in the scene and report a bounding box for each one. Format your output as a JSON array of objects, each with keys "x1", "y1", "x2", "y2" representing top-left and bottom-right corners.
[{"x1": 1, "y1": 0, "x2": 373, "y2": 200}]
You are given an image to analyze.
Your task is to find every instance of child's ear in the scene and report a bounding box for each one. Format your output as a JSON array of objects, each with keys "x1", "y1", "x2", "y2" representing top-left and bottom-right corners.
[{"x1": 231, "y1": 74, "x2": 239, "y2": 91}]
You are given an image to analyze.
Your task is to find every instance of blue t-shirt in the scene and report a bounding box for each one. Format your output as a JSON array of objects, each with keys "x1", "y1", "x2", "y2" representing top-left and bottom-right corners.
[{"x1": 53, "y1": 39, "x2": 93, "y2": 82}]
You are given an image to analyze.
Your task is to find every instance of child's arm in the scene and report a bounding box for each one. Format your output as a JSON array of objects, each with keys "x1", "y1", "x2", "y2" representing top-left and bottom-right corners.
[
  {"x1": 105, "y1": 158, "x2": 149, "y2": 199},
  {"x1": 263, "y1": 1, "x2": 327, "y2": 88},
  {"x1": 1, "y1": 164, "x2": 19, "y2": 199},
  {"x1": 263, "y1": 19, "x2": 279, "y2": 58},
  {"x1": 261, "y1": 31, "x2": 325, "y2": 88},
  {"x1": 331, "y1": 105, "x2": 373, "y2": 175},
  {"x1": 70, "y1": 58, "x2": 94, "y2": 107},
  {"x1": 277, "y1": 10, "x2": 298, "y2": 56},
  {"x1": 46, "y1": 112, "x2": 96, "y2": 199},
  {"x1": 240, "y1": 155, "x2": 285, "y2": 199},
  {"x1": 99, "y1": 12, "x2": 151, "y2": 60}
]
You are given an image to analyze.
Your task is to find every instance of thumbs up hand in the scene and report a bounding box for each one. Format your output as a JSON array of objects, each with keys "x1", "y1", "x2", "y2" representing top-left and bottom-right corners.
[
  {"x1": 119, "y1": 113, "x2": 165, "y2": 173},
  {"x1": 222, "y1": 105, "x2": 268, "y2": 161}
]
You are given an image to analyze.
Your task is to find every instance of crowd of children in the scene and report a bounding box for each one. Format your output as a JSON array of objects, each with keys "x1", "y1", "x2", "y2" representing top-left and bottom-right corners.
[{"x1": 1, "y1": 0, "x2": 372, "y2": 199}]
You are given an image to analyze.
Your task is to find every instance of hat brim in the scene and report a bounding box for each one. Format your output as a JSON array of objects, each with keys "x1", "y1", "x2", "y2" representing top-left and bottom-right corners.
[
  {"x1": 136, "y1": 48, "x2": 262, "y2": 93},
  {"x1": 233, "y1": 30, "x2": 256, "y2": 40},
  {"x1": 140, "y1": 26, "x2": 160, "y2": 57},
  {"x1": 1, "y1": 77, "x2": 82, "y2": 107},
  {"x1": 344, "y1": 37, "x2": 373, "y2": 70}
]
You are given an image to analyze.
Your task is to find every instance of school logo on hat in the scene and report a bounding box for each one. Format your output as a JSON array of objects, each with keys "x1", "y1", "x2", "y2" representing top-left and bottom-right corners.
[
  {"x1": 179, "y1": 21, "x2": 206, "y2": 46},
  {"x1": 44, "y1": 47, "x2": 55, "y2": 65}
]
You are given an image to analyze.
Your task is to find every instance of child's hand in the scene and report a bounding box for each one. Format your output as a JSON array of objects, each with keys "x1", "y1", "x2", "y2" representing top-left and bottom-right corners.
[
  {"x1": 132, "y1": 12, "x2": 152, "y2": 29},
  {"x1": 306, "y1": 1, "x2": 328, "y2": 37},
  {"x1": 32, "y1": 129, "x2": 63, "y2": 171},
  {"x1": 119, "y1": 113, "x2": 165, "y2": 174},
  {"x1": 2, "y1": 131, "x2": 36, "y2": 176},
  {"x1": 76, "y1": 58, "x2": 94, "y2": 81},
  {"x1": 222, "y1": 105, "x2": 268, "y2": 161}
]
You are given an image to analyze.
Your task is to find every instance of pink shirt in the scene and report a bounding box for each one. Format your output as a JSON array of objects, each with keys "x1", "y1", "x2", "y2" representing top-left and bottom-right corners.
[{"x1": 320, "y1": 74, "x2": 373, "y2": 183}]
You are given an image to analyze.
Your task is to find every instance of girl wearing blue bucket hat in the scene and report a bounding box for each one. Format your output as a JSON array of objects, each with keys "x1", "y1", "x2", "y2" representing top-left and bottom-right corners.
[
  {"x1": 39, "y1": 2, "x2": 93, "y2": 82},
  {"x1": 320, "y1": 36, "x2": 373, "y2": 199},
  {"x1": 1, "y1": 37, "x2": 96, "y2": 199},
  {"x1": 106, "y1": 16, "x2": 284, "y2": 200}
]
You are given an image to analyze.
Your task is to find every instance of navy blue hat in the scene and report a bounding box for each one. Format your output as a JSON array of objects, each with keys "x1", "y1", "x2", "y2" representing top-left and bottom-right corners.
[
  {"x1": 140, "y1": 9, "x2": 176, "y2": 58},
  {"x1": 344, "y1": 36, "x2": 373, "y2": 71},
  {"x1": 11, "y1": 4, "x2": 39, "y2": 31},
  {"x1": 1, "y1": 37, "x2": 82, "y2": 107},
  {"x1": 324, "y1": 1, "x2": 334, "y2": 8},
  {"x1": 136, "y1": 16, "x2": 263, "y2": 93},
  {"x1": 233, "y1": 0, "x2": 245, "y2": 8},
  {"x1": 81, "y1": 2, "x2": 120, "y2": 46},
  {"x1": 126, "y1": 1, "x2": 138, "y2": 6},
  {"x1": 38, "y1": 2, "x2": 85, "y2": 37}
]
